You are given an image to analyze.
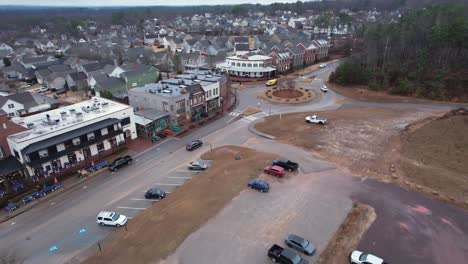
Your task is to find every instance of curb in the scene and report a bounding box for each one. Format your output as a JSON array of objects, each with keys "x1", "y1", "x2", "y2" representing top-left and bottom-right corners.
[{"x1": 247, "y1": 118, "x2": 276, "y2": 140}]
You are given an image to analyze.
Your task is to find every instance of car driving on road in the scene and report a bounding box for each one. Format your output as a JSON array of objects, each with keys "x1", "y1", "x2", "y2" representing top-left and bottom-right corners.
[
  {"x1": 96, "y1": 211, "x2": 128, "y2": 227},
  {"x1": 247, "y1": 179, "x2": 270, "y2": 192},
  {"x1": 188, "y1": 160, "x2": 208, "y2": 170},
  {"x1": 305, "y1": 115, "x2": 327, "y2": 124},
  {"x1": 320, "y1": 85, "x2": 328, "y2": 92},
  {"x1": 266, "y1": 79, "x2": 278, "y2": 86},
  {"x1": 186, "y1": 140, "x2": 203, "y2": 151},
  {"x1": 285, "y1": 234, "x2": 316, "y2": 256},
  {"x1": 319, "y1": 63, "x2": 327, "y2": 68},
  {"x1": 108, "y1": 155, "x2": 133, "y2": 171},
  {"x1": 264, "y1": 165, "x2": 285, "y2": 177},
  {"x1": 145, "y1": 188, "x2": 166, "y2": 199},
  {"x1": 350, "y1": 250, "x2": 387, "y2": 264}
]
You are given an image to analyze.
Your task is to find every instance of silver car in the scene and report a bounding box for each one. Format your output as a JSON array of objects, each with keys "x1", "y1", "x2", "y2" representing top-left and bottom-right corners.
[
  {"x1": 285, "y1": 234, "x2": 316, "y2": 256},
  {"x1": 188, "y1": 161, "x2": 208, "y2": 170}
]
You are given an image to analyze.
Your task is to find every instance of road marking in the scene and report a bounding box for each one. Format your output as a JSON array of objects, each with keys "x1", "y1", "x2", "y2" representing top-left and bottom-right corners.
[
  {"x1": 83, "y1": 186, "x2": 87, "y2": 189},
  {"x1": 244, "y1": 116, "x2": 257, "y2": 121},
  {"x1": 130, "y1": 198, "x2": 150, "y2": 201},
  {"x1": 229, "y1": 112, "x2": 240, "y2": 116},
  {"x1": 117, "y1": 206, "x2": 147, "y2": 210},
  {"x1": 167, "y1": 176, "x2": 192, "y2": 179},
  {"x1": 127, "y1": 217, "x2": 133, "y2": 219},
  {"x1": 134, "y1": 138, "x2": 173, "y2": 158},
  {"x1": 176, "y1": 169, "x2": 194, "y2": 173},
  {"x1": 50, "y1": 202, "x2": 56, "y2": 206},
  {"x1": 10, "y1": 222, "x2": 15, "y2": 226},
  {"x1": 239, "y1": 118, "x2": 251, "y2": 123},
  {"x1": 154, "y1": 183, "x2": 183, "y2": 186}
]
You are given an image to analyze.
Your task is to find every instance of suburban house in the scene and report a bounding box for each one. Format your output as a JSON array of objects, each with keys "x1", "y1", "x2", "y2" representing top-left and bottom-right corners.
[
  {"x1": 312, "y1": 39, "x2": 330, "y2": 60},
  {"x1": 0, "y1": 92, "x2": 57, "y2": 117},
  {"x1": 6, "y1": 97, "x2": 137, "y2": 179},
  {"x1": 66, "y1": 72, "x2": 89, "y2": 91},
  {"x1": 179, "y1": 53, "x2": 207, "y2": 70},
  {"x1": 286, "y1": 46, "x2": 305, "y2": 69}
]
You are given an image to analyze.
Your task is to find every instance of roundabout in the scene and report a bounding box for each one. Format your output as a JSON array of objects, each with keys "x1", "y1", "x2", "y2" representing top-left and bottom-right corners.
[{"x1": 260, "y1": 81, "x2": 316, "y2": 104}]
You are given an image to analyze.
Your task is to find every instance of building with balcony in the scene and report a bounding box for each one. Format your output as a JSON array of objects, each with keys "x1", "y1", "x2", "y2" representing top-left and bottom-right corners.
[
  {"x1": 7, "y1": 97, "x2": 137, "y2": 179},
  {"x1": 218, "y1": 53, "x2": 276, "y2": 79}
]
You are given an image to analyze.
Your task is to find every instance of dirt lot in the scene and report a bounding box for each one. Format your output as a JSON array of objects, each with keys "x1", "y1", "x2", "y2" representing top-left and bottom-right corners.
[
  {"x1": 255, "y1": 107, "x2": 468, "y2": 209},
  {"x1": 84, "y1": 146, "x2": 277, "y2": 264},
  {"x1": 327, "y1": 82, "x2": 436, "y2": 103},
  {"x1": 316, "y1": 203, "x2": 376, "y2": 264}
]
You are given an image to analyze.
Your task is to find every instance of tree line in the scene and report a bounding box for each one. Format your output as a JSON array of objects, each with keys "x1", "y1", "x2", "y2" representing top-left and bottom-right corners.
[{"x1": 329, "y1": 4, "x2": 468, "y2": 101}]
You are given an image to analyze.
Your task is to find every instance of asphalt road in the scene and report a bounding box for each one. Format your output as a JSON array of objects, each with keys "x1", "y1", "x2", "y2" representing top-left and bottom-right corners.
[{"x1": 1, "y1": 61, "x2": 466, "y2": 264}]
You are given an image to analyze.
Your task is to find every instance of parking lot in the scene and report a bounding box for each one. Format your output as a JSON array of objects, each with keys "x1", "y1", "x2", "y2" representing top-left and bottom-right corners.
[
  {"x1": 107, "y1": 161, "x2": 212, "y2": 220},
  {"x1": 162, "y1": 167, "x2": 353, "y2": 264}
]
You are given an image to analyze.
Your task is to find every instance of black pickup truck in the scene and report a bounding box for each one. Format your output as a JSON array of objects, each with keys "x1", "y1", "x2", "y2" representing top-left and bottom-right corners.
[
  {"x1": 272, "y1": 159, "x2": 299, "y2": 172},
  {"x1": 268, "y1": 244, "x2": 309, "y2": 264}
]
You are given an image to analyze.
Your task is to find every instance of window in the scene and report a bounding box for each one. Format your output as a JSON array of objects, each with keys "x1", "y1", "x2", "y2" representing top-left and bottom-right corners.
[
  {"x1": 97, "y1": 142, "x2": 105, "y2": 152},
  {"x1": 8, "y1": 112, "x2": 14, "y2": 117},
  {"x1": 87, "y1": 133, "x2": 95, "y2": 141},
  {"x1": 247, "y1": 63, "x2": 252, "y2": 67},
  {"x1": 72, "y1": 138, "x2": 80, "y2": 146},
  {"x1": 170, "y1": 105, "x2": 174, "y2": 111},
  {"x1": 64, "y1": 140, "x2": 73, "y2": 149},
  {"x1": 121, "y1": 117, "x2": 130, "y2": 126},
  {"x1": 7, "y1": 104, "x2": 14, "y2": 109},
  {"x1": 242, "y1": 63, "x2": 246, "y2": 67},
  {"x1": 163, "y1": 102, "x2": 169, "y2": 112},
  {"x1": 236, "y1": 63, "x2": 240, "y2": 66},
  {"x1": 0, "y1": 147, "x2": 3, "y2": 159},
  {"x1": 176, "y1": 100, "x2": 185, "y2": 112}
]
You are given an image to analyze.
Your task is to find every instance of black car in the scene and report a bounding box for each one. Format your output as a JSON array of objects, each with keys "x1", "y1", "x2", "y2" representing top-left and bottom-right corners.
[
  {"x1": 272, "y1": 158, "x2": 299, "y2": 172},
  {"x1": 145, "y1": 188, "x2": 166, "y2": 199},
  {"x1": 109, "y1": 155, "x2": 133, "y2": 171},
  {"x1": 186, "y1": 140, "x2": 203, "y2": 151}
]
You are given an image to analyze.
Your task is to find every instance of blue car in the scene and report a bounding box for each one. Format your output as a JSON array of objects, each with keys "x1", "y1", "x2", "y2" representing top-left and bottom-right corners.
[
  {"x1": 0, "y1": 190, "x2": 7, "y2": 199},
  {"x1": 22, "y1": 194, "x2": 36, "y2": 204},
  {"x1": 12, "y1": 183, "x2": 25, "y2": 192},
  {"x1": 4, "y1": 202, "x2": 17, "y2": 212},
  {"x1": 247, "y1": 179, "x2": 270, "y2": 192}
]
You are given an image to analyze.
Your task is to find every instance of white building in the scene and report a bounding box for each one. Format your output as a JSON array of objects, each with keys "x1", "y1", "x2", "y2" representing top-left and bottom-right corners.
[
  {"x1": 7, "y1": 97, "x2": 137, "y2": 178},
  {"x1": 218, "y1": 53, "x2": 276, "y2": 79}
]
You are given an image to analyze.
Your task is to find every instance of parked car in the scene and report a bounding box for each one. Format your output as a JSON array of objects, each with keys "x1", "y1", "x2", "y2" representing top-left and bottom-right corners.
[
  {"x1": 264, "y1": 165, "x2": 285, "y2": 177},
  {"x1": 285, "y1": 234, "x2": 316, "y2": 256},
  {"x1": 35, "y1": 87, "x2": 49, "y2": 93},
  {"x1": 0, "y1": 190, "x2": 7, "y2": 199},
  {"x1": 320, "y1": 85, "x2": 328, "y2": 92},
  {"x1": 349, "y1": 250, "x2": 387, "y2": 264},
  {"x1": 186, "y1": 140, "x2": 203, "y2": 151},
  {"x1": 188, "y1": 161, "x2": 208, "y2": 170},
  {"x1": 266, "y1": 79, "x2": 278, "y2": 86},
  {"x1": 145, "y1": 188, "x2": 166, "y2": 199},
  {"x1": 96, "y1": 211, "x2": 128, "y2": 227},
  {"x1": 22, "y1": 194, "x2": 36, "y2": 204},
  {"x1": 319, "y1": 63, "x2": 327, "y2": 68},
  {"x1": 247, "y1": 179, "x2": 270, "y2": 192},
  {"x1": 12, "y1": 183, "x2": 25, "y2": 192},
  {"x1": 41, "y1": 182, "x2": 62, "y2": 194},
  {"x1": 108, "y1": 155, "x2": 133, "y2": 171},
  {"x1": 4, "y1": 202, "x2": 17, "y2": 213},
  {"x1": 305, "y1": 115, "x2": 327, "y2": 124},
  {"x1": 268, "y1": 244, "x2": 309, "y2": 264},
  {"x1": 272, "y1": 159, "x2": 299, "y2": 172}
]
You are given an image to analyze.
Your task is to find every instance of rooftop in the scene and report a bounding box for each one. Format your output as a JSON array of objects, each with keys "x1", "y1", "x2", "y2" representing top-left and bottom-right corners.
[{"x1": 8, "y1": 97, "x2": 131, "y2": 143}]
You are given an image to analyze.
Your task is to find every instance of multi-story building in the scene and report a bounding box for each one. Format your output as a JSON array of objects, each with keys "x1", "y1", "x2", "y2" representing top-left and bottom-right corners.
[
  {"x1": 268, "y1": 51, "x2": 291, "y2": 73},
  {"x1": 7, "y1": 97, "x2": 137, "y2": 179},
  {"x1": 312, "y1": 39, "x2": 330, "y2": 61},
  {"x1": 219, "y1": 53, "x2": 276, "y2": 79}
]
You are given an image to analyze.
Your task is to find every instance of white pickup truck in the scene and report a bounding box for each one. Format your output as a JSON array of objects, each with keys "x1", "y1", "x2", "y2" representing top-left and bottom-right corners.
[{"x1": 305, "y1": 115, "x2": 327, "y2": 124}]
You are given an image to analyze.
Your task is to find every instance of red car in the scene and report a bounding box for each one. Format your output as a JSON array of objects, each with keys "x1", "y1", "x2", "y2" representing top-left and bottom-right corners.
[{"x1": 264, "y1": 165, "x2": 285, "y2": 177}]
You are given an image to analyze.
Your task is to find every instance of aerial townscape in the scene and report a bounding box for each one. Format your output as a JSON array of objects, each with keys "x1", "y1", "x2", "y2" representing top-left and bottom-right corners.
[{"x1": 0, "y1": 0, "x2": 466, "y2": 263}]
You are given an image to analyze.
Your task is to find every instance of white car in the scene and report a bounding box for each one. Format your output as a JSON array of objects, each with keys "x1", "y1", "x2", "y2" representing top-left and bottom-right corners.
[
  {"x1": 305, "y1": 115, "x2": 327, "y2": 124},
  {"x1": 319, "y1": 63, "x2": 327, "y2": 68},
  {"x1": 96, "y1": 211, "x2": 128, "y2": 227},
  {"x1": 350, "y1": 250, "x2": 387, "y2": 264},
  {"x1": 188, "y1": 160, "x2": 208, "y2": 170},
  {"x1": 35, "y1": 87, "x2": 49, "y2": 93},
  {"x1": 320, "y1": 85, "x2": 328, "y2": 92}
]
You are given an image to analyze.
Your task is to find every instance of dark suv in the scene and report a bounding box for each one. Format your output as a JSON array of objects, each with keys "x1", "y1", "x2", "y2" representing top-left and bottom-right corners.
[
  {"x1": 145, "y1": 188, "x2": 166, "y2": 199},
  {"x1": 108, "y1": 155, "x2": 133, "y2": 171},
  {"x1": 186, "y1": 140, "x2": 203, "y2": 151}
]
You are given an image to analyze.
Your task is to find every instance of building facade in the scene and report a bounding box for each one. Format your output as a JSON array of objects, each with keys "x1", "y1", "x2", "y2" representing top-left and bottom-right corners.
[
  {"x1": 219, "y1": 53, "x2": 276, "y2": 79},
  {"x1": 7, "y1": 97, "x2": 137, "y2": 178}
]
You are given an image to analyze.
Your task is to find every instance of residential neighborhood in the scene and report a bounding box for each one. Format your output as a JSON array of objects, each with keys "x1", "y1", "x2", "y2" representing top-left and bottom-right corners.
[{"x1": 0, "y1": 1, "x2": 466, "y2": 264}]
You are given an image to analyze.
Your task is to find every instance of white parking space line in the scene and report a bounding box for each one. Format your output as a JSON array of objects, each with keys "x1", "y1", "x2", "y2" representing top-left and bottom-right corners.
[
  {"x1": 167, "y1": 176, "x2": 192, "y2": 179},
  {"x1": 176, "y1": 170, "x2": 194, "y2": 173},
  {"x1": 130, "y1": 198, "x2": 150, "y2": 201},
  {"x1": 127, "y1": 217, "x2": 133, "y2": 219},
  {"x1": 117, "y1": 206, "x2": 147, "y2": 210},
  {"x1": 153, "y1": 183, "x2": 184, "y2": 186}
]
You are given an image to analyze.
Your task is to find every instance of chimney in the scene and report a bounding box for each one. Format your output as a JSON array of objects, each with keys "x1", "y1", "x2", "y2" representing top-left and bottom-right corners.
[{"x1": 60, "y1": 111, "x2": 67, "y2": 120}]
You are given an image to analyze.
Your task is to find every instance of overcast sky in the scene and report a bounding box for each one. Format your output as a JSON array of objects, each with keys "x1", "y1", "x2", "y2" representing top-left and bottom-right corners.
[{"x1": 1, "y1": 0, "x2": 303, "y2": 6}]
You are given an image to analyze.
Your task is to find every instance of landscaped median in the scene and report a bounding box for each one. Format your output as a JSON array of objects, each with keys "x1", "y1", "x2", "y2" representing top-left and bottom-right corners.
[{"x1": 83, "y1": 146, "x2": 277, "y2": 264}]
